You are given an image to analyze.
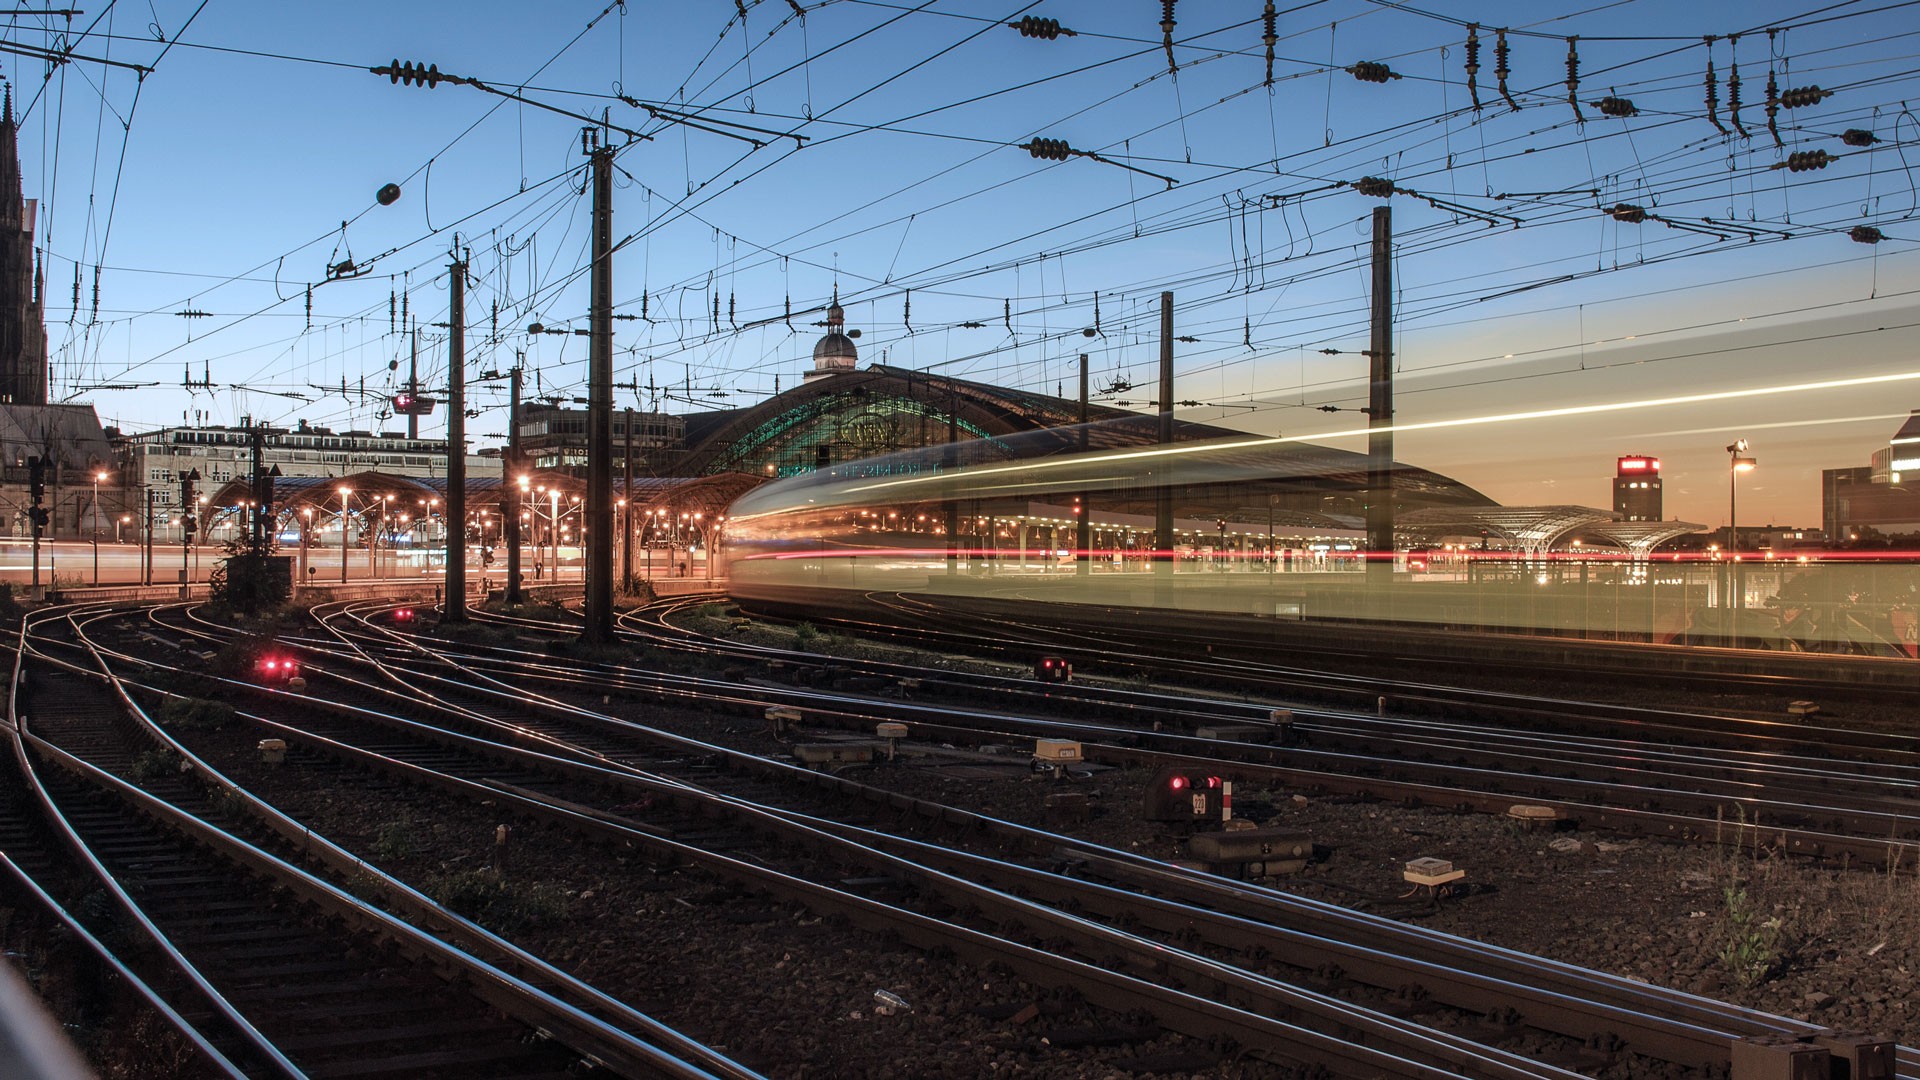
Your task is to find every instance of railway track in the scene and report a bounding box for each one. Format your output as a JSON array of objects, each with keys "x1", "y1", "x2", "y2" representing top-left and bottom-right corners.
[
  {"x1": 7, "y1": 604, "x2": 757, "y2": 1080},
  {"x1": 123, "y1": 591, "x2": 1920, "y2": 1068}
]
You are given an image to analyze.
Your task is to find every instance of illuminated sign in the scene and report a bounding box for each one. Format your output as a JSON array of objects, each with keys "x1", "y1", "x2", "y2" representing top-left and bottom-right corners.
[{"x1": 1616, "y1": 456, "x2": 1659, "y2": 474}]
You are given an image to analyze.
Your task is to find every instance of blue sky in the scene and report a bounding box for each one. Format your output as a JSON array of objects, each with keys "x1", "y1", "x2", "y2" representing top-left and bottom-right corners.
[{"x1": 7, "y1": 0, "x2": 1919, "y2": 526}]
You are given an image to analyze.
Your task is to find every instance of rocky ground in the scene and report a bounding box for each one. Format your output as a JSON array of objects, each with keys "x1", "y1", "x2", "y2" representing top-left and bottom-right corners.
[
  {"x1": 13, "y1": 601, "x2": 1915, "y2": 1080},
  {"x1": 669, "y1": 609, "x2": 1920, "y2": 1052}
]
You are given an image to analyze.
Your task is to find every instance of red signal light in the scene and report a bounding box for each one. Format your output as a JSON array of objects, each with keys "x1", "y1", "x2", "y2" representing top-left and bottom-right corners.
[{"x1": 1169, "y1": 775, "x2": 1187, "y2": 791}]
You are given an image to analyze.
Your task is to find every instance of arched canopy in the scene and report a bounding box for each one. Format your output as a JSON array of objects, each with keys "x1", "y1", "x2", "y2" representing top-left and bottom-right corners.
[
  {"x1": 1582, "y1": 520, "x2": 1707, "y2": 558},
  {"x1": 1396, "y1": 505, "x2": 1622, "y2": 554}
]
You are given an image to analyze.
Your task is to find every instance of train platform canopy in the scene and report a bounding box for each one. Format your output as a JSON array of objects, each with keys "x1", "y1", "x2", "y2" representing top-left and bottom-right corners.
[{"x1": 206, "y1": 469, "x2": 763, "y2": 524}]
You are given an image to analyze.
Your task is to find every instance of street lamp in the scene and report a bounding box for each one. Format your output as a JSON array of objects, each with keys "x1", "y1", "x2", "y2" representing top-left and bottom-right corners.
[
  {"x1": 1727, "y1": 440, "x2": 1756, "y2": 610},
  {"x1": 338, "y1": 486, "x2": 352, "y2": 583},
  {"x1": 117, "y1": 514, "x2": 129, "y2": 544},
  {"x1": 92, "y1": 469, "x2": 108, "y2": 586}
]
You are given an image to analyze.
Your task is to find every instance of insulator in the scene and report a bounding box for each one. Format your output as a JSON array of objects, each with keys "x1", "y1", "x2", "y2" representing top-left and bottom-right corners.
[
  {"x1": 1023, "y1": 138, "x2": 1074, "y2": 161},
  {"x1": 1012, "y1": 16, "x2": 1072, "y2": 40},
  {"x1": 1161, "y1": 0, "x2": 1177, "y2": 73},
  {"x1": 387, "y1": 59, "x2": 443, "y2": 88},
  {"x1": 1263, "y1": 1, "x2": 1277, "y2": 85},
  {"x1": 1495, "y1": 28, "x2": 1518, "y2": 111},
  {"x1": 1565, "y1": 38, "x2": 1583, "y2": 121},
  {"x1": 1595, "y1": 96, "x2": 1636, "y2": 118},
  {"x1": 1464, "y1": 24, "x2": 1481, "y2": 111},
  {"x1": 1850, "y1": 225, "x2": 1885, "y2": 244},
  {"x1": 728, "y1": 292, "x2": 736, "y2": 328},
  {"x1": 1727, "y1": 41, "x2": 1748, "y2": 137},
  {"x1": 1784, "y1": 149, "x2": 1832, "y2": 172},
  {"x1": 1347, "y1": 61, "x2": 1398, "y2": 83},
  {"x1": 1608, "y1": 203, "x2": 1648, "y2": 224},
  {"x1": 1841, "y1": 128, "x2": 1879, "y2": 147},
  {"x1": 1704, "y1": 39, "x2": 1726, "y2": 135},
  {"x1": 1765, "y1": 68, "x2": 1782, "y2": 147},
  {"x1": 305, "y1": 285, "x2": 312, "y2": 330},
  {"x1": 389, "y1": 291, "x2": 396, "y2": 333},
  {"x1": 1779, "y1": 85, "x2": 1831, "y2": 108},
  {"x1": 90, "y1": 264, "x2": 99, "y2": 322},
  {"x1": 1352, "y1": 176, "x2": 1395, "y2": 198}
]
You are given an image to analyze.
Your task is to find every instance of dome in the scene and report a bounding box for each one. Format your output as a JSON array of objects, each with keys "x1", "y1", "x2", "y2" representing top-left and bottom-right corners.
[
  {"x1": 814, "y1": 332, "x2": 858, "y2": 364},
  {"x1": 807, "y1": 297, "x2": 858, "y2": 378}
]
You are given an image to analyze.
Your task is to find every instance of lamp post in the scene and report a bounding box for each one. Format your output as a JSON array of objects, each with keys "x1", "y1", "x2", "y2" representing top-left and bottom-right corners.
[
  {"x1": 338, "y1": 486, "x2": 352, "y2": 583},
  {"x1": 1727, "y1": 440, "x2": 1756, "y2": 609},
  {"x1": 116, "y1": 515, "x2": 129, "y2": 544},
  {"x1": 300, "y1": 508, "x2": 312, "y2": 585},
  {"x1": 549, "y1": 488, "x2": 561, "y2": 579},
  {"x1": 92, "y1": 469, "x2": 107, "y2": 586}
]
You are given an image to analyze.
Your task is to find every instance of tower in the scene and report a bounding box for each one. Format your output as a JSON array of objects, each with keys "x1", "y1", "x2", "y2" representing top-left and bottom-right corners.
[
  {"x1": 1613, "y1": 455, "x2": 1662, "y2": 521},
  {"x1": 0, "y1": 86, "x2": 49, "y2": 406}
]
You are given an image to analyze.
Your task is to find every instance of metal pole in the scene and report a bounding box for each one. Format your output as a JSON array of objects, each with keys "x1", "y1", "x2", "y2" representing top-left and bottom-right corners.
[
  {"x1": 407, "y1": 327, "x2": 420, "y2": 441},
  {"x1": 1155, "y1": 291, "x2": 1175, "y2": 607},
  {"x1": 505, "y1": 361, "x2": 525, "y2": 604},
  {"x1": 340, "y1": 489, "x2": 349, "y2": 583},
  {"x1": 445, "y1": 243, "x2": 470, "y2": 622},
  {"x1": 1366, "y1": 205, "x2": 1395, "y2": 589},
  {"x1": 622, "y1": 407, "x2": 634, "y2": 592},
  {"x1": 143, "y1": 489, "x2": 153, "y2": 585},
  {"x1": 583, "y1": 135, "x2": 615, "y2": 642},
  {"x1": 1076, "y1": 353, "x2": 1090, "y2": 577},
  {"x1": 91, "y1": 477, "x2": 99, "y2": 586}
]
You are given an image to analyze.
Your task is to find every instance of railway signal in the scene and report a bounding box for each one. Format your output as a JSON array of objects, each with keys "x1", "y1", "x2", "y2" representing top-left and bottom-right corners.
[{"x1": 1143, "y1": 767, "x2": 1224, "y2": 822}]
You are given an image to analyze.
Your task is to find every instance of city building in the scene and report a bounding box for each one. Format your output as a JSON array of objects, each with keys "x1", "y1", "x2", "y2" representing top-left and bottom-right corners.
[
  {"x1": 1612, "y1": 455, "x2": 1662, "y2": 521},
  {"x1": 1822, "y1": 411, "x2": 1920, "y2": 539}
]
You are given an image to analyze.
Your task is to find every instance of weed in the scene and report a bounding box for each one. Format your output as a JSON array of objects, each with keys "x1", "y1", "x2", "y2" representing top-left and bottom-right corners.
[
  {"x1": 1717, "y1": 884, "x2": 1784, "y2": 987},
  {"x1": 793, "y1": 621, "x2": 818, "y2": 647},
  {"x1": 157, "y1": 696, "x2": 236, "y2": 731},
  {"x1": 428, "y1": 867, "x2": 567, "y2": 934},
  {"x1": 127, "y1": 749, "x2": 178, "y2": 781},
  {"x1": 372, "y1": 816, "x2": 418, "y2": 861}
]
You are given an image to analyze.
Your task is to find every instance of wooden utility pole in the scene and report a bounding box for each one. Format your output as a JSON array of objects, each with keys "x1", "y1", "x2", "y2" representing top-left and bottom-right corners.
[
  {"x1": 1366, "y1": 206, "x2": 1395, "y2": 587},
  {"x1": 505, "y1": 359, "x2": 525, "y2": 605},
  {"x1": 583, "y1": 130, "x2": 615, "y2": 643},
  {"x1": 1076, "y1": 353, "x2": 1091, "y2": 577},
  {"x1": 444, "y1": 242, "x2": 469, "y2": 622},
  {"x1": 1155, "y1": 291, "x2": 1175, "y2": 607}
]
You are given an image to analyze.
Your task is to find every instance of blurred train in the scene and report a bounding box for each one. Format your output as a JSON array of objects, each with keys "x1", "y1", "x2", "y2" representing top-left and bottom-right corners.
[{"x1": 723, "y1": 420, "x2": 1920, "y2": 658}]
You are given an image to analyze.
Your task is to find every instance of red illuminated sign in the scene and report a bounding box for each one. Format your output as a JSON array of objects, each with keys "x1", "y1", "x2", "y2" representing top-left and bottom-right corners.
[{"x1": 1617, "y1": 457, "x2": 1660, "y2": 475}]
